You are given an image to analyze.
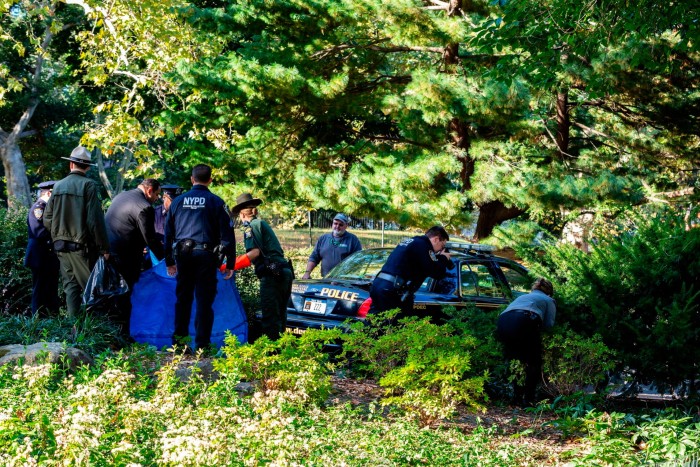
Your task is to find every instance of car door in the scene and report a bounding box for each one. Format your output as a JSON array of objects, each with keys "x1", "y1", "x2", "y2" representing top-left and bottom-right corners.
[{"x1": 458, "y1": 260, "x2": 511, "y2": 309}]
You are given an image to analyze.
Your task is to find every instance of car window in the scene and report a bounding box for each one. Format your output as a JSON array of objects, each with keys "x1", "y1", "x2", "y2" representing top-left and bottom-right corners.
[
  {"x1": 473, "y1": 263, "x2": 505, "y2": 297},
  {"x1": 432, "y1": 269, "x2": 458, "y2": 295},
  {"x1": 460, "y1": 265, "x2": 479, "y2": 296},
  {"x1": 461, "y1": 261, "x2": 506, "y2": 298},
  {"x1": 499, "y1": 262, "x2": 530, "y2": 295},
  {"x1": 326, "y1": 249, "x2": 392, "y2": 280}
]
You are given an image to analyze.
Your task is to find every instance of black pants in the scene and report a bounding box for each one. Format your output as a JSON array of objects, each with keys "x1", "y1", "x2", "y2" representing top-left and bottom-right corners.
[
  {"x1": 258, "y1": 268, "x2": 293, "y2": 341},
  {"x1": 496, "y1": 310, "x2": 543, "y2": 404},
  {"x1": 173, "y1": 250, "x2": 218, "y2": 349},
  {"x1": 29, "y1": 257, "x2": 60, "y2": 317},
  {"x1": 368, "y1": 277, "x2": 414, "y2": 316},
  {"x1": 111, "y1": 252, "x2": 143, "y2": 338}
]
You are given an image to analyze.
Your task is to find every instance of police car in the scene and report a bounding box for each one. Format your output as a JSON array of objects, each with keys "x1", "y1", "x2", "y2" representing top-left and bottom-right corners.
[{"x1": 285, "y1": 242, "x2": 531, "y2": 334}]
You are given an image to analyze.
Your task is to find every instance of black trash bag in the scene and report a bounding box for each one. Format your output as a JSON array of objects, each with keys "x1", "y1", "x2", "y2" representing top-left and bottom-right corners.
[{"x1": 82, "y1": 257, "x2": 129, "y2": 313}]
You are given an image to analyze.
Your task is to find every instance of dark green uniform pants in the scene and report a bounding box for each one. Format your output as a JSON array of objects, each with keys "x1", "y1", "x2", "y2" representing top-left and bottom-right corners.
[
  {"x1": 259, "y1": 268, "x2": 293, "y2": 340},
  {"x1": 56, "y1": 250, "x2": 93, "y2": 318}
]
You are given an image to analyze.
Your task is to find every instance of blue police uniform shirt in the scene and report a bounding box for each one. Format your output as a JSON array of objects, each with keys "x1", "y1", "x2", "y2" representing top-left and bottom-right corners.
[
  {"x1": 24, "y1": 198, "x2": 55, "y2": 268},
  {"x1": 379, "y1": 235, "x2": 454, "y2": 290},
  {"x1": 163, "y1": 185, "x2": 235, "y2": 267}
]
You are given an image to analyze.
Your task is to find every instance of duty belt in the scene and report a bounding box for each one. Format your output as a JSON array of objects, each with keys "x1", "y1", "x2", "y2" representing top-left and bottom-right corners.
[{"x1": 376, "y1": 272, "x2": 406, "y2": 288}]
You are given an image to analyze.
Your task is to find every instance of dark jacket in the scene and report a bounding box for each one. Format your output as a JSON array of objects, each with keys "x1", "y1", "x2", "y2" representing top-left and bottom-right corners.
[
  {"x1": 164, "y1": 184, "x2": 235, "y2": 267},
  {"x1": 154, "y1": 204, "x2": 167, "y2": 243},
  {"x1": 379, "y1": 235, "x2": 454, "y2": 291},
  {"x1": 43, "y1": 170, "x2": 109, "y2": 254},
  {"x1": 105, "y1": 188, "x2": 164, "y2": 260},
  {"x1": 24, "y1": 197, "x2": 56, "y2": 268}
]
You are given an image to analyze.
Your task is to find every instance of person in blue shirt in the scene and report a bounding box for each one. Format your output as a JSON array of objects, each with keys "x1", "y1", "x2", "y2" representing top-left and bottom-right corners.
[
  {"x1": 496, "y1": 278, "x2": 557, "y2": 407},
  {"x1": 369, "y1": 226, "x2": 454, "y2": 317},
  {"x1": 302, "y1": 213, "x2": 362, "y2": 278},
  {"x1": 164, "y1": 165, "x2": 235, "y2": 352},
  {"x1": 24, "y1": 181, "x2": 60, "y2": 316}
]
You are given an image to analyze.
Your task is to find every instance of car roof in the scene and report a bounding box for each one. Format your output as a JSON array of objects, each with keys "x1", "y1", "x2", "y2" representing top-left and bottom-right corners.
[{"x1": 358, "y1": 242, "x2": 502, "y2": 261}]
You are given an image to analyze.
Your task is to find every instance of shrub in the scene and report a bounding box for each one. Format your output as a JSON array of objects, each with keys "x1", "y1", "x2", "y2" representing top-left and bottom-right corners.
[
  {"x1": 341, "y1": 311, "x2": 488, "y2": 422},
  {"x1": 0, "y1": 206, "x2": 32, "y2": 315},
  {"x1": 213, "y1": 330, "x2": 340, "y2": 409},
  {"x1": 512, "y1": 206, "x2": 700, "y2": 392},
  {"x1": 541, "y1": 327, "x2": 617, "y2": 397}
]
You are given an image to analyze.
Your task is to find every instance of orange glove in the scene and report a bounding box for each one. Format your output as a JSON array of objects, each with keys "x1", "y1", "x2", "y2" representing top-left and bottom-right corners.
[{"x1": 234, "y1": 254, "x2": 252, "y2": 270}]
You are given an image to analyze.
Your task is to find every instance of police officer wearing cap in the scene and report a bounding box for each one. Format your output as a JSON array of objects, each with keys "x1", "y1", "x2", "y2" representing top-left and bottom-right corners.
[
  {"x1": 369, "y1": 226, "x2": 455, "y2": 316},
  {"x1": 302, "y1": 213, "x2": 362, "y2": 279},
  {"x1": 154, "y1": 184, "x2": 182, "y2": 246},
  {"x1": 231, "y1": 193, "x2": 293, "y2": 341},
  {"x1": 24, "y1": 181, "x2": 61, "y2": 316},
  {"x1": 105, "y1": 178, "x2": 165, "y2": 339},
  {"x1": 164, "y1": 164, "x2": 235, "y2": 351},
  {"x1": 43, "y1": 146, "x2": 110, "y2": 318}
]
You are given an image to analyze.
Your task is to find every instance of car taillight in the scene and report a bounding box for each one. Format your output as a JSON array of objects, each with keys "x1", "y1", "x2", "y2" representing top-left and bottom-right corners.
[{"x1": 357, "y1": 298, "x2": 372, "y2": 318}]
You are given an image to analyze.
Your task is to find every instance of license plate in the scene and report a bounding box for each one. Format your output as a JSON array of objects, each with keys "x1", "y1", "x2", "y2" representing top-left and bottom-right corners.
[{"x1": 302, "y1": 298, "x2": 327, "y2": 314}]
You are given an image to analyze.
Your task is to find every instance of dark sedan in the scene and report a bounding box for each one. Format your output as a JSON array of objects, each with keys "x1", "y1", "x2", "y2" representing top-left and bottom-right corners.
[{"x1": 285, "y1": 242, "x2": 531, "y2": 334}]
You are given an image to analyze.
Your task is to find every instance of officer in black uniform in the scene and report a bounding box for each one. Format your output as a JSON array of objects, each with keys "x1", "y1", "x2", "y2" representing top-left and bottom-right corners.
[
  {"x1": 105, "y1": 178, "x2": 165, "y2": 338},
  {"x1": 369, "y1": 226, "x2": 454, "y2": 317},
  {"x1": 154, "y1": 184, "x2": 182, "y2": 246},
  {"x1": 164, "y1": 164, "x2": 235, "y2": 352},
  {"x1": 24, "y1": 181, "x2": 61, "y2": 316}
]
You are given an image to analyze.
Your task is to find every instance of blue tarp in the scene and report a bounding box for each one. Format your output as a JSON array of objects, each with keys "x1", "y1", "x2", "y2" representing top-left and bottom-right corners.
[{"x1": 130, "y1": 260, "x2": 248, "y2": 349}]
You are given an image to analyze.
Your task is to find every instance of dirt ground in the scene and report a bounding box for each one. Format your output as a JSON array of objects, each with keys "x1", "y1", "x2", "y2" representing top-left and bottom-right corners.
[{"x1": 328, "y1": 375, "x2": 577, "y2": 463}]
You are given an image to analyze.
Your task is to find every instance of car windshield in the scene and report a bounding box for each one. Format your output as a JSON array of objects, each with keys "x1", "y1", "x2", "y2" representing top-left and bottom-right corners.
[{"x1": 325, "y1": 249, "x2": 392, "y2": 281}]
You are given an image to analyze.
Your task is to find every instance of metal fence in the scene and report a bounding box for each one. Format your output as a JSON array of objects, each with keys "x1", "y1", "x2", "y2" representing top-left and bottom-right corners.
[
  {"x1": 274, "y1": 227, "x2": 414, "y2": 251},
  {"x1": 260, "y1": 210, "x2": 421, "y2": 250}
]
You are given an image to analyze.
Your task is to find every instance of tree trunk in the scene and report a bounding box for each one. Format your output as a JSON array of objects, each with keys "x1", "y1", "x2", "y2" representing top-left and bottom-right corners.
[
  {"x1": 555, "y1": 90, "x2": 569, "y2": 158},
  {"x1": 473, "y1": 200, "x2": 525, "y2": 241},
  {"x1": 0, "y1": 132, "x2": 33, "y2": 209}
]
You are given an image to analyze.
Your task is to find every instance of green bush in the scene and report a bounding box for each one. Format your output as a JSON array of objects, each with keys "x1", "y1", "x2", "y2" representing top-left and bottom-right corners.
[
  {"x1": 0, "y1": 206, "x2": 33, "y2": 315},
  {"x1": 513, "y1": 206, "x2": 700, "y2": 391},
  {"x1": 213, "y1": 330, "x2": 341, "y2": 409},
  {"x1": 340, "y1": 311, "x2": 488, "y2": 422},
  {"x1": 542, "y1": 327, "x2": 617, "y2": 397}
]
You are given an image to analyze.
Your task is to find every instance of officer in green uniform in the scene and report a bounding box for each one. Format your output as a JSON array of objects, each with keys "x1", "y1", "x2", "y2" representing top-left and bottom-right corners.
[
  {"x1": 43, "y1": 146, "x2": 110, "y2": 317},
  {"x1": 231, "y1": 193, "x2": 293, "y2": 341}
]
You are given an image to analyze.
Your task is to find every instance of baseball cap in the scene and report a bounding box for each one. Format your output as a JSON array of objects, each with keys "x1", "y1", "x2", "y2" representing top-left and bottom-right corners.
[{"x1": 333, "y1": 213, "x2": 350, "y2": 225}]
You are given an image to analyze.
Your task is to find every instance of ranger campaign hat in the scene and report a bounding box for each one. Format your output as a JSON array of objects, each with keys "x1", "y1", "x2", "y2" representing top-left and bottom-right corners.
[
  {"x1": 333, "y1": 213, "x2": 350, "y2": 225},
  {"x1": 38, "y1": 180, "x2": 57, "y2": 190},
  {"x1": 161, "y1": 184, "x2": 183, "y2": 197},
  {"x1": 232, "y1": 193, "x2": 263, "y2": 213},
  {"x1": 61, "y1": 146, "x2": 96, "y2": 166}
]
